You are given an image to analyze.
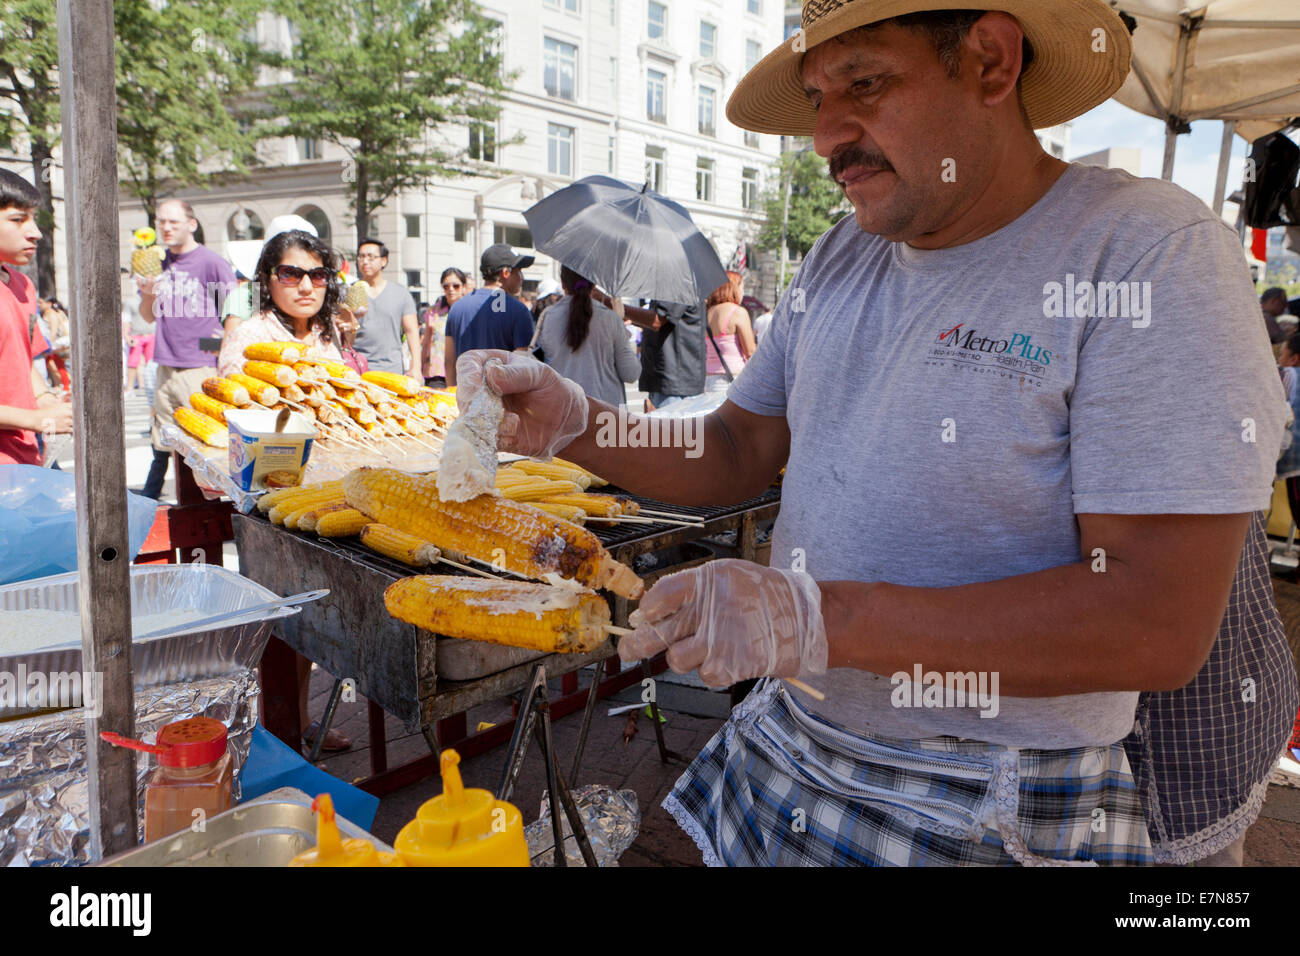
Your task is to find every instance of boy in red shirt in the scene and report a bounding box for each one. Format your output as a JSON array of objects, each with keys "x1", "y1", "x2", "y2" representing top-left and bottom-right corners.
[{"x1": 0, "y1": 171, "x2": 72, "y2": 464}]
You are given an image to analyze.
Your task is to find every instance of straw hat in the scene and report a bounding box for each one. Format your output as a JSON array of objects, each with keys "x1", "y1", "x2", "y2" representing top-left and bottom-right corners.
[{"x1": 727, "y1": 0, "x2": 1132, "y2": 135}]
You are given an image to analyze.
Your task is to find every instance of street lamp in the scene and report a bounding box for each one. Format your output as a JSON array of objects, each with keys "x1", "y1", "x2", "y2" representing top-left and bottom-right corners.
[{"x1": 778, "y1": 145, "x2": 814, "y2": 291}]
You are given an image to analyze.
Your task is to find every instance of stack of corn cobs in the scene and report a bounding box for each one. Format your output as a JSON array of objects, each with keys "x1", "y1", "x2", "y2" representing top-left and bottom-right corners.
[
  {"x1": 171, "y1": 340, "x2": 457, "y2": 450},
  {"x1": 260, "y1": 460, "x2": 645, "y2": 655}
]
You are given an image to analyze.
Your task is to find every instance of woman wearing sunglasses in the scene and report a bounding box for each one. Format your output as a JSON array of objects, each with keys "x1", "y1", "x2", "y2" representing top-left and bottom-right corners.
[
  {"x1": 217, "y1": 230, "x2": 345, "y2": 377},
  {"x1": 418, "y1": 266, "x2": 469, "y2": 387}
]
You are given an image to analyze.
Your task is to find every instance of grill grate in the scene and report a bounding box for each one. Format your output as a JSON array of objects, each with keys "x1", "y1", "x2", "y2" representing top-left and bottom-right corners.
[{"x1": 245, "y1": 485, "x2": 781, "y2": 581}]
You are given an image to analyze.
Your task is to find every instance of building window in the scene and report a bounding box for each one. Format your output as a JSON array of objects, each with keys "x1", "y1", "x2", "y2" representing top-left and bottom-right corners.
[
  {"x1": 746, "y1": 39, "x2": 762, "y2": 72},
  {"x1": 227, "y1": 209, "x2": 264, "y2": 241},
  {"x1": 469, "y1": 121, "x2": 497, "y2": 163},
  {"x1": 608, "y1": 135, "x2": 615, "y2": 174},
  {"x1": 454, "y1": 219, "x2": 471, "y2": 243},
  {"x1": 494, "y1": 224, "x2": 534, "y2": 248},
  {"x1": 609, "y1": 0, "x2": 616, "y2": 25},
  {"x1": 404, "y1": 214, "x2": 420, "y2": 238},
  {"x1": 695, "y1": 157, "x2": 715, "y2": 203},
  {"x1": 744, "y1": 130, "x2": 760, "y2": 148},
  {"x1": 544, "y1": 37, "x2": 578, "y2": 100},
  {"x1": 645, "y1": 145, "x2": 665, "y2": 192},
  {"x1": 646, "y1": 69, "x2": 666, "y2": 122},
  {"x1": 295, "y1": 205, "x2": 331, "y2": 242},
  {"x1": 648, "y1": 1, "x2": 666, "y2": 40},
  {"x1": 481, "y1": 19, "x2": 504, "y2": 74},
  {"x1": 297, "y1": 137, "x2": 321, "y2": 160},
  {"x1": 699, "y1": 21, "x2": 716, "y2": 59},
  {"x1": 747, "y1": 0, "x2": 761, "y2": 14},
  {"x1": 545, "y1": 0, "x2": 579, "y2": 10},
  {"x1": 697, "y1": 85, "x2": 716, "y2": 136},
  {"x1": 548, "y1": 122, "x2": 574, "y2": 177},
  {"x1": 405, "y1": 270, "x2": 422, "y2": 291},
  {"x1": 741, "y1": 167, "x2": 759, "y2": 210}
]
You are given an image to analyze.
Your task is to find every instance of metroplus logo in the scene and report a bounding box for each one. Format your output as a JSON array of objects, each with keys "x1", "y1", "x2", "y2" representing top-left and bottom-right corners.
[{"x1": 935, "y1": 323, "x2": 1053, "y2": 366}]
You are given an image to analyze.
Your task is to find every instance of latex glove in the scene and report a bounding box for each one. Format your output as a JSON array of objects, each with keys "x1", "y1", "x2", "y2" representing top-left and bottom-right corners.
[
  {"x1": 456, "y1": 349, "x2": 589, "y2": 460},
  {"x1": 619, "y1": 559, "x2": 828, "y2": 687}
]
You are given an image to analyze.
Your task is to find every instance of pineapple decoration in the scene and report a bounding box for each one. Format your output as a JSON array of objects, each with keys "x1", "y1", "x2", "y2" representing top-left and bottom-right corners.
[
  {"x1": 131, "y1": 227, "x2": 164, "y2": 277},
  {"x1": 344, "y1": 278, "x2": 369, "y2": 317}
]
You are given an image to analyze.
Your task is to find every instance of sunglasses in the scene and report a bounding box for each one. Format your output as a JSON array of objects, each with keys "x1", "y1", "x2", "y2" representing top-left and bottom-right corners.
[{"x1": 273, "y1": 265, "x2": 332, "y2": 287}]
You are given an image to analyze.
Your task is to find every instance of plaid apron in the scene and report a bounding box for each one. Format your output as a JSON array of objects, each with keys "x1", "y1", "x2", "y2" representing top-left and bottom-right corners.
[
  {"x1": 664, "y1": 679, "x2": 1152, "y2": 867},
  {"x1": 1123, "y1": 510, "x2": 1299, "y2": 863}
]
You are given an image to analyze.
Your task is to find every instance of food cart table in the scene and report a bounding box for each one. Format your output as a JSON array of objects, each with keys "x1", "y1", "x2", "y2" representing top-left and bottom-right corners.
[{"x1": 233, "y1": 487, "x2": 780, "y2": 795}]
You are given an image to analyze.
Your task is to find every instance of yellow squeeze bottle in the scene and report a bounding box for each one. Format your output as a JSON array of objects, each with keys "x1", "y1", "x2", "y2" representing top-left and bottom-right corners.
[
  {"x1": 394, "y1": 749, "x2": 529, "y2": 867},
  {"x1": 288, "y1": 793, "x2": 405, "y2": 867}
]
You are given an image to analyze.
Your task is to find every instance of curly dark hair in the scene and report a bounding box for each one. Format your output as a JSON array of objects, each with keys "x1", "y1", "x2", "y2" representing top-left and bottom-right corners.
[{"x1": 255, "y1": 229, "x2": 341, "y2": 341}]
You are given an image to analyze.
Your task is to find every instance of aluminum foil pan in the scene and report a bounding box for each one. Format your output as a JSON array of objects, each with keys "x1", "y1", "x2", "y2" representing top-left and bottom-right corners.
[
  {"x1": 526, "y1": 785, "x2": 640, "y2": 867},
  {"x1": 0, "y1": 563, "x2": 293, "y2": 714},
  {"x1": 0, "y1": 670, "x2": 258, "y2": 867}
]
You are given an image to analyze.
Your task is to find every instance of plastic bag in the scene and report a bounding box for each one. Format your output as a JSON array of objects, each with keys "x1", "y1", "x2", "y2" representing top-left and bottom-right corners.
[{"x1": 0, "y1": 465, "x2": 157, "y2": 585}]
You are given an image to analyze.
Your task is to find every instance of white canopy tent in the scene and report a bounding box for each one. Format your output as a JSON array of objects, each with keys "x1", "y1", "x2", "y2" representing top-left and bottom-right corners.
[{"x1": 1109, "y1": 0, "x2": 1300, "y2": 214}]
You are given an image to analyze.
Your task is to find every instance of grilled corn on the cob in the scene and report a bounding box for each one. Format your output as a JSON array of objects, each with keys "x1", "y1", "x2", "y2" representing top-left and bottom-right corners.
[
  {"x1": 189, "y1": 392, "x2": 237, "y2": 424},
  {"x1": 315, "y1": 508, "x2": 370, "y2": 537},
  {"x1": 361, "y1": 370, "x2": 420, "y2": 397},
  {"x1": 202, "y1": 377, "x2": 251, "y2": 407},
  {"x1": 360, "y1": 524, "x2": 442, "y2": 567},
  {"x1": 384, "y1": 576, "x2": 611, "y2": 653},
  {"x1": 508, "y1": 460, "x2": 593, "y2": 490},
  {"x1": 174, "y1": 407, "x2": 228, "y2": 447},
  {"x1": 226, "y1": 373, "x2": 280, "y2": 406},
  {"x1": 343, "y1": 467, "x2": 643, "y2": 598},
  {"x1": 243, "y1": 341, "x2": 303, "y2": 364},
  {"x1": 257, "y1": 480, "x2": 343, "y2": 512},
  {"x1": 243, "y1": 360, "x2": 297, "y2": 387}
]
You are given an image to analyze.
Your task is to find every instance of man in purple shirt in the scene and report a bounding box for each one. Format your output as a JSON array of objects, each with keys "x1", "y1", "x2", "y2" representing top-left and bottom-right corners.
[{"x1": 136, "y1": 198, "x2": 237, "y2": 499}]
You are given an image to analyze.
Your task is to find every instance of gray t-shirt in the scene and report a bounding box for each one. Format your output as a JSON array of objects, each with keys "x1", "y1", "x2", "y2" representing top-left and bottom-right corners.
[
  {"x1": 730, "y1": 163, "x2": 1285, "y2": 750},
  {"x1": 535, "y1": 297, "x2": 641, "y2": 407},
  {"x1": 355, "y1": 280, "x2": 416, "y2": 373}
]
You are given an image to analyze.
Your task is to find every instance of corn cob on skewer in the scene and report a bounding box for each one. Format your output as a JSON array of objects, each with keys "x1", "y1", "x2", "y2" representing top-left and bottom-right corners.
[
  {"x1": 361, "y1": 370, "x2": 420, "y2": 397},
  {"x1": 243, "y1": 341, "x2": 303, "y2": 364},
  {"x1": 539, "y1": 493, "x2": 621, "y2": 519},
  {"x1": 257, "y1": 480, "x2": 343, "y2": 512},
  {"x1": 315, "y1": 508, "x2": 371, "y2": 537},
  {"x1": 226, "y1": 373, "x2": 280, "y2": 406},
  {"x1": 496, "y1": 478, "x2": 582, "y2": 502},
  {"x1": 202, "y1": 377, "x2": 251, "y2": 407},
  {"x1": 360, "y1": 524, "x2": 442, "y2": 567},
  {"x1": 531, "y1": 502, "x2": 588, "y2": 525},
  {"x1": 343, "y1": 467, "x2": 643, "y2": 598},
  {"x1": 297, "y1": 501, "x2": 355, "y2": 532},
  {"x1": 507, "y1": 460, "x2": 593, "y2": 490},
  {"x1": 174, "y1": 407, "x2": 228, "y2": 447},
  {"x1": 243, "y1": 360, "x2": 297, "y2": 387},
  {"x1": 551, "y1": 457, "x2": 609, "y2": 487},
  {"x1": 270, "y1": 488, "x2": 346, "y2": 525},
  {"x1": 384, "y1": 576, "x2": 611, "y2": 653},
  {"x1": 189, "y1": 392, "x2": 238, "y2": 424}
]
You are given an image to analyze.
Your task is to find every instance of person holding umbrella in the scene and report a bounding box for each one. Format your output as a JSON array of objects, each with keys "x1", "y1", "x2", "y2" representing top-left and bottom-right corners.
[{"x1": 458, "y1": 0, "x2": 1295, "y2": 867}]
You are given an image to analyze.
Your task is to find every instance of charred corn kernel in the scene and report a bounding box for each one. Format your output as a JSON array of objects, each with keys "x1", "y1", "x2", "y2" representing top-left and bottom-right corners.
[
  {"x1": 258, "y1": 480, "x2": 343, "y2": 512},
  {"x1": 614, "y1": 496, "x2": 640, "y2": 516},
  {"x1": 174, "y1": 407, "x2": 228, "y2": 447},
  {"x1": 315, "y1": 508, "x2": 370, "y2": 537},
  {"x1": 292, "y1": 362, "x2": 327, "y2": 384},
  {"x1": 243, "y1": 341, "x2": 303, "y2": 363},
  {"x1": 510, "y1": 460, "x2": 593, "y2": 490},
  {"x1": 189, "y1": 392, "x2": 237, "y2": 424},
  {"x1": 551, "y1": 457, "x2": 609, "y2": 487},
  {"x1": 361, "y1": 370, "x2": 420, "y2": 397},
  {"x1": 342, "y1": 468, "x2": 643, "y2": 598},
  {"x1": 243, "y1": 360, "x2": 297, "y2": 387},
  {"x1": 496, "y1": 478, "x2": 583, "y2": 502},
  {"x1": 539, "y1": 493, "x2": 622, "y2": 519},
  {"x1": 361, "y1": 524, "x2": 442, "y2": 567},
  {"x1": 201, "y1": 377, "x2": 251, "y2": 407},
  {"x1": 226, "y1": 373, "x2": 280, "y2": 406},
  {"x1": 384, "y1": 576, "x2": 611, "y2": 653},
  {"x1": 531, "y1": 502, "x2": 587, "y2": 525}
]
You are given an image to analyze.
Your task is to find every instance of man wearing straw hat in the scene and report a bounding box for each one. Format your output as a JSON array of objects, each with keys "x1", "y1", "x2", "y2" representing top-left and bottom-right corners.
[{"x1": 457, "y1": 0, "x2": 1296, "y2": 865}]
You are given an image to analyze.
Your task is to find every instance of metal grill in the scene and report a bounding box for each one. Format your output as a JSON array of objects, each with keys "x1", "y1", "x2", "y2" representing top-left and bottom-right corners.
[{"x1": 244, "y1": 485, "x2": 781, "y2": 581}]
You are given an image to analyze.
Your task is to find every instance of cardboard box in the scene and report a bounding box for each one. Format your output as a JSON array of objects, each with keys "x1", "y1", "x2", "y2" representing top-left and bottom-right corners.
[{"x1": 225, "y1": 409, "x2": 317, "y2": 491}]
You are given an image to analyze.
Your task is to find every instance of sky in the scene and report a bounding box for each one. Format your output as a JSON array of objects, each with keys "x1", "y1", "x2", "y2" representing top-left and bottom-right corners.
[{"x1": 1068, "y1": 99, "x2": 1251, "y2": 215}]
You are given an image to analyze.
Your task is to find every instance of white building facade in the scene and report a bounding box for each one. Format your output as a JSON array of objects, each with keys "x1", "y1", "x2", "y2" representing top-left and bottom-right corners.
[{"x1": 114, "y1": 1, "x2": 787, "y2": 307}]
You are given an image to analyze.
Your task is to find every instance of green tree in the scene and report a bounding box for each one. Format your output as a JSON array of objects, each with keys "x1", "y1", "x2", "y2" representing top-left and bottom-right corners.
[
  {"x1": 758, "y1": 148, "x2": 848, "y2": 273},
  {"x1": 267, "y1": 0, "x2": 511, "y2": 249},
  {"x1": 114, "y1": 0, "x2": 265, "y2": 223},
  {"x1": 0, "y1": 1, "x2": 64, "y2": 297}
]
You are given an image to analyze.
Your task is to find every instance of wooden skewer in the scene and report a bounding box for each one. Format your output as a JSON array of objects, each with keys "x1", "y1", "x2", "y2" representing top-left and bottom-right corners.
[
  {"x1": 784, "y1": 677, "x2": 826, "y2": 701},
  {"x1": 604, "y1": 625, "x2": 635, "y2": 636},
  {"x1": 436, "y1": 555, "x2": 503, "y2": 579},
  {"x1": 623, "y1": 514, "x2": 704, "y2": 528},
  {"x1": 636, "y1": 507, "x2": 706, "y2": 523}
]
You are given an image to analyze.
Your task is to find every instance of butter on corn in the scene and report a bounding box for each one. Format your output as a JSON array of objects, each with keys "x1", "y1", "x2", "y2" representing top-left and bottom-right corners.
[{"x1": 384, "y1": 576, "x2": 611, "y2": 653}]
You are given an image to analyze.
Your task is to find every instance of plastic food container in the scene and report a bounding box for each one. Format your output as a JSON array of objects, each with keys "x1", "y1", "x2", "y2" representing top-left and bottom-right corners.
[{"x1": 226, "y1": 409, "x2": 317, "y2": 492}]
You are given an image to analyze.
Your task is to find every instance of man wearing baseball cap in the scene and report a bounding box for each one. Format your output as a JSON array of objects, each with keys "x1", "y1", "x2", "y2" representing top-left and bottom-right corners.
[
  {"x1": 443, "y1": 243, "x2": 535, "y2": 387},
  {"x1": 456, "y1": 2, "x2": 1296, "y2": 866}
]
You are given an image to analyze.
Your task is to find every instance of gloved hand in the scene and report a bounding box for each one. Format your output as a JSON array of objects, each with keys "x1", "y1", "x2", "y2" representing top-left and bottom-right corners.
[
  {"x1": 618, "y1": 559, "x2": 828, "y2": 687},
  {"x1": 456, "y1": 349, "x2": 589, "y2": 460}
]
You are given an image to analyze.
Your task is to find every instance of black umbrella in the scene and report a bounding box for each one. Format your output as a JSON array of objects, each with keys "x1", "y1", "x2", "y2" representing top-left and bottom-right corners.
[{"x1": 523, "y1": 175, "x2": 727, "y2": 304}]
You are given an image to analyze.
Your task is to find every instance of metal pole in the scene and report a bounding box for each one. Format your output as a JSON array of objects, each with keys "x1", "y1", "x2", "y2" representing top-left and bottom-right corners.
[
  {"x1": 57, "y1": 0, "x2": 137, "y2": 860},
  {"x1": 1212, "y1": 121, "x2": 1236, "y2": 218},
  {"x1": 778, "y1": 162, "x2": 792, "y2": 292},
  {"x1": 1161, "y1": 14, "x2": 1195, "y2": 181}
]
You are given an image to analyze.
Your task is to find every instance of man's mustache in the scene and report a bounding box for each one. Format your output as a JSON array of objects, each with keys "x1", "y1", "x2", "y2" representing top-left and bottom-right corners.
[{"x1": 829, "y1": 148, "x2": 894, "y2": 185}]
